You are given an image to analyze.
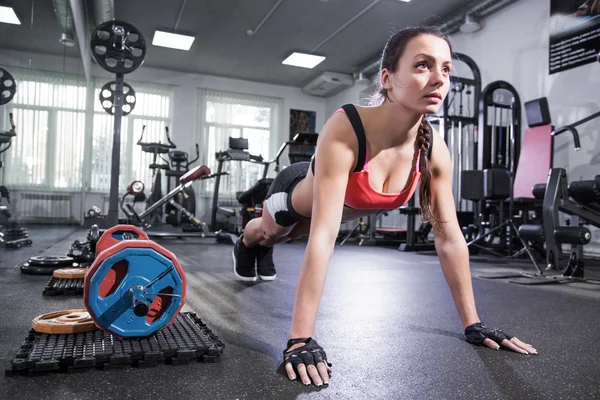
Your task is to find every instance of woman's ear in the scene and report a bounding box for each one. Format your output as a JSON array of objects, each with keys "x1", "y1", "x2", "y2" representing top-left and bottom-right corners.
[{"x1": 380, "y1": 68, "x2": 393, "y2": 91}]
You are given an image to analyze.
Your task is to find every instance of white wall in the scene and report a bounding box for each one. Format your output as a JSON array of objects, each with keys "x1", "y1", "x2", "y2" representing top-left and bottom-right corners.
[
  {"x1": 450, "y1": 0, "x2": 600, "y2": 253},
  {"x1": 0, "y1": 49, "x2": 327, "y2": 223}
]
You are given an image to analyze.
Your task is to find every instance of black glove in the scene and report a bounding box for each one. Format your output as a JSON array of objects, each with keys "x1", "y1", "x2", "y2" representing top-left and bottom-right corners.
[
  {"x1": 465, "y1": 322, "x2": 513, "y2": 346},
  {"x1": 283, "y1": 337, "x2": 332, "y2": 373}
]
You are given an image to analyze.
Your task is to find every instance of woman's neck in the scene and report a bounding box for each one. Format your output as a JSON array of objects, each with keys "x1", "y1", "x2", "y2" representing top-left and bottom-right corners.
[{"x1": 367, "y1": 100, "x2": 422, "y2": 149}]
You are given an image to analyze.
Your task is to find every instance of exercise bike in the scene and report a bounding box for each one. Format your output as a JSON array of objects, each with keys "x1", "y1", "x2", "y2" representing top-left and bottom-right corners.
[
  {"x1": 0, "y1": 113, "x2": 32, "y2": 248},
  {"x1": 136, "y1": 125, "x2": 176, "y2": 226},
  {"x1": 121, "y1": 164, "x2": 233, "y2": 242},
  {"x1": 164, "y1": 144, "x2": 201, "y2": 231}
]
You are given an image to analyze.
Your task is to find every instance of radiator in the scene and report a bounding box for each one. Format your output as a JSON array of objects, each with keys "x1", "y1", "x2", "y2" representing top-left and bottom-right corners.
[{"x1": 18, "y1": 192, "x2": 73, "y2": 223}]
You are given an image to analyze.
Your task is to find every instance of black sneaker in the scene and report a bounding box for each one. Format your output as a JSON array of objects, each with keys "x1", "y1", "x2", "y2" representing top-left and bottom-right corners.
[
  {"x1": 256, "y1": 245, "x2": 276, "y2": 281},
  {"x1": 232, "y1": 235, "x2": 258, "y2": 281}
]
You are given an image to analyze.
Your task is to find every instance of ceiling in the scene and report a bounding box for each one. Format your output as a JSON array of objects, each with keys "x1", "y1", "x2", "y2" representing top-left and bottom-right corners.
[{"x1": 0, "y1": 0, "x2": 476, "y2": 87}]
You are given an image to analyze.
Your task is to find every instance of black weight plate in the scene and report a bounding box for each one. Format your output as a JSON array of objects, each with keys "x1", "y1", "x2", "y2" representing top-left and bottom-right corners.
[
  {"x1": 90, "y1": 20, "x2": 146, "y2": 74},
  {"x1": 0, "y1": 68, "x2": 17, "y2": 105},
  {"x1": 28, "y1": 256, "x2": 74, "y2": 267},
  {"x1": 20, "y1": 262, "x2": 61, "y2": 276},
  {"x1": 99, "y1": 81, "x2": 136, "y2": 115}
]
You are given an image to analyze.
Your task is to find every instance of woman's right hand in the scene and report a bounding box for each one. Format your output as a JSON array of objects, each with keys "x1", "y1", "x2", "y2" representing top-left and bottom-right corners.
[{"x1": 283, "y1": 338, "x2": 332, "y2": 386}]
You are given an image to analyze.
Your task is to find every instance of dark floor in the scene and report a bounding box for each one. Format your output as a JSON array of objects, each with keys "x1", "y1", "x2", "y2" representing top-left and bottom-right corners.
[{"x1": 1, "y1": 226, "x2": 600, "y2": 400}]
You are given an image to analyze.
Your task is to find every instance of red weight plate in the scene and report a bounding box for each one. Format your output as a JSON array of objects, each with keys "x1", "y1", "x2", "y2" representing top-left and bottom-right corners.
[{"x1": 95, "y1": 224, "x2": 149, "y2": 256}]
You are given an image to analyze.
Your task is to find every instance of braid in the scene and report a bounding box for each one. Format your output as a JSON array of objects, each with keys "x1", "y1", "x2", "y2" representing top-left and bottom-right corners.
[{"x1": 417, "y1": 116, "x2": 442, "y2": 231}]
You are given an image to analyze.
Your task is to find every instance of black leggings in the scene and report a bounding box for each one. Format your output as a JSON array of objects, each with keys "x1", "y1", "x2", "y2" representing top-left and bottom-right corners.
[{"x1": 264, "y1": 162, "x2": 310, "y2": 227}]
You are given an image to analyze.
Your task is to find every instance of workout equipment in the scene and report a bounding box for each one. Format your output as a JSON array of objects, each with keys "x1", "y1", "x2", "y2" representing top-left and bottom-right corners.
[
  {"x1": 20, "y1": 256, "x2": 78, "y2": 275},
  {"x1": 32, "y1": 310, "x2": 96, "y2": 335},
  {"x1": 94, "y1": 224, "x2": 149, "y2": 255},
  {"x1": 122, "y1": 164, "x2": 230, "y2": 241},
  {"x1": 8, "y1": 312, "x2": 224, "y2": 376},
  {"x1": 136, "y1": 125, "x2": 177, "y2": 226},
  {"x1": 99, "y1": 81, "x2": 136, "y2": 115},
  {"x1": 43, "y1": 275, "x2": 86, "y2": 297},
  {"x1": 68, "y1": 224, "x2": 103, "y2": 264},
  {"x1": 462, "y1": 81, "x2": 532, "y2": 260},
  {"x1": 53, "y1": 268, "x2": 88, "y2": 279},
  {"x1": 514, "y1": 111, "x2": 600, "y2": 286},
  {"x1": 90, "y1": 21, "x2": 146, "y2": 74},
  {"x1": 0, "y1": 67, "x2": 17, "y2": 105},
  {"x1": 0, "y1": 79, "x2": 32, "y2": 248},
  {"x1": 211, "y1": 137, "x2": 273, "y2": 233},
  {"x1": 236, "y1": 132, "x2": 318, "y2": 229},
  {"x1": 436, "y1": 52, "x2": 482, "y2": 213},
  {"x1": 164, "y1": 144, "x2": 200, "y2": 230},
  {"x1": 84, "y1": 239, "x2": 186, "y2": 338},
  {"x1": 90, "y1": 20, "x2": 146, "y2": 227}
]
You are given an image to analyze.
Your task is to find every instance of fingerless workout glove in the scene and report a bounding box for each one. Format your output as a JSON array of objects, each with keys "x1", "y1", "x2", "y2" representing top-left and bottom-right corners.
[
  {"x1": 465, "y1": 322, "x2": 513, "y2": 345},
  {"x1": 283, "y1": 337, "x2": 332, "y2": 370}
]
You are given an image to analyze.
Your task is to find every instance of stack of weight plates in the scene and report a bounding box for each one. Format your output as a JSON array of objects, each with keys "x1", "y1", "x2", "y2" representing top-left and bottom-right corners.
[{"x1": 19, "y1": 256, "x2": 82, "y2": 275}]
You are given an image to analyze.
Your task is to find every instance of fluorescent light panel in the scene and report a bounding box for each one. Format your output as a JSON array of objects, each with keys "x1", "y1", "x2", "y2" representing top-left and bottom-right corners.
[
  {"x1": 282, "y1": 52, "x2": 325, "y2": 69},
  {"x1": 0, "y1": 6, "x2": 20, "y2": 25},
  {"x1": 152, "y1": 30, "x2": 195, "y2": 51},
  {"x1": 398, "y1": 0, "x2": 411, "y2": 2}
]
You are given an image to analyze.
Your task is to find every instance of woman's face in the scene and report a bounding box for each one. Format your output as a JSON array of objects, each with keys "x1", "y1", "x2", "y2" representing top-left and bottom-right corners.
[{"x1": 381, "y1": 34, "x2": 452, "y2": 115}]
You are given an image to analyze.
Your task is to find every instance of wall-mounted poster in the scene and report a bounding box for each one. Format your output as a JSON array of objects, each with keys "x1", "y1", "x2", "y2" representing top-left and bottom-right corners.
[
  {"x1": 549, "y1": 0, "x2": 600, "y2": 74},
  {"x1": 289, "y1": 109, "x2": 316, "y2": 139}
]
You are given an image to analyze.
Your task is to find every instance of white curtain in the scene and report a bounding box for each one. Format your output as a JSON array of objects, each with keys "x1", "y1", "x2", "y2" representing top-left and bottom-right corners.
[
  {"x1": 2, "y1": 68, "x2": 87, "y2": 190},
  {"x1": 197, "y1": 89, "x2": 283, "y2": 198},
  {"x1": 1, "y1": 68, "x2": 173, "y2": 195}
]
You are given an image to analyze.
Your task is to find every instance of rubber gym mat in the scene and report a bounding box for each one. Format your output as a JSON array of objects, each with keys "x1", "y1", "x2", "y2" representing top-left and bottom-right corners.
[
  {"x1": 42, "y1": 277, "x2": 84, "y2": 296},
  {"x1": 5, "y1": 312, "x2": 225, "y2": 376}
]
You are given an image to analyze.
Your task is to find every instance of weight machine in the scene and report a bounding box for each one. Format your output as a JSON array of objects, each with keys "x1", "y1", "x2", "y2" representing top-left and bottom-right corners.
[{"x1": 0, "y1": 68, "x2": 32, "y2": 248}]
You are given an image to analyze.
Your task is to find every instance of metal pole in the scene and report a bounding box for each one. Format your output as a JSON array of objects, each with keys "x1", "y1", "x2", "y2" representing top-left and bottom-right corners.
[{"x1": 107, "y1": 72, "x2": 125, "y2": 226}]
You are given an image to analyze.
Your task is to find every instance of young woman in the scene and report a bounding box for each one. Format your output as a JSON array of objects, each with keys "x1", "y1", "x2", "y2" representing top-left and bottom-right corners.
[{"x1": 233, "y1": 26, "x2": 537, "y2": 386}]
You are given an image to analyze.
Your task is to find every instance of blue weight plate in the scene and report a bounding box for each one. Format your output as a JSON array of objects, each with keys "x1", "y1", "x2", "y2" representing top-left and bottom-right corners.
[{"x1": 85, "y1": 246, "x2": 184, "y2": 337}]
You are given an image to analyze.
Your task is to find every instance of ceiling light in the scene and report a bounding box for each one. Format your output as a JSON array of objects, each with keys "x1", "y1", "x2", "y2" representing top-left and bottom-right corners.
[
  {"x1": 0, "y1": 6, "x2": 21, "y2": 25},
  {"x1": 397, "y1": 0, "x2": 411, "y2": 2},
  {"x1": 152, "y1": 30, "x2": 195, "y2": 51},
  {"x1": 282, "y1": 52, "x2": 326, "y2": 69}
]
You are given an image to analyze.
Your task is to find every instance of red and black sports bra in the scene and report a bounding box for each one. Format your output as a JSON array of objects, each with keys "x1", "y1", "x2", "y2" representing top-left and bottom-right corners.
[{"x1": 310, "y1": 104, "x2": 433, "y2": 210}]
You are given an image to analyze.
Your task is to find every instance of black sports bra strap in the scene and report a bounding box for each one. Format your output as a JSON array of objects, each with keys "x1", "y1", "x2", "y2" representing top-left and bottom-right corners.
[{"x1": 341, "y1": 104, "x2": 367, "y2": 173}]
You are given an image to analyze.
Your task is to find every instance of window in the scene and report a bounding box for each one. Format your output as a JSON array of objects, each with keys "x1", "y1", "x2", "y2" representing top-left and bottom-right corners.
[
  {"x1": 1, "y1": 70, "x2": 173, "y2": 195},
  {"x1": 90, "y1": 80, "x2": 173, "y2": 192},
  {"x1": 198, "y1": 89, "x2": 282, "y2": 197},
  {"x1": 2, "y1": 69, "x2": 87, "y2": 190}
]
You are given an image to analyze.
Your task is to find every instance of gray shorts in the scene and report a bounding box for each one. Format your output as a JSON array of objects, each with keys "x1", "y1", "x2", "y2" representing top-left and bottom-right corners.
[{"x1": 264, "y1": 162, "x2": 310, "y2": 227}]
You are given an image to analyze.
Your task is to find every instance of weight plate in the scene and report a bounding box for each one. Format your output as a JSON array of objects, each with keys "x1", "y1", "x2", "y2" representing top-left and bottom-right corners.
[
  {"x1": 84, "y1": 240, "x2": 186, "y2": 338},
  {"x1": 99, "y1": 80, "x2": 136, "y2": 115},
  {"x1": 0, "y1": 67, "x2": 17, "y2": 106},
  {"x1": 95, "y1": 224, "x2": 149, "y2": 256},
  {"x1": 28, "y1": 255, "x2": 74, "y2": 267},
  {"x1": 20, "y1": 261, "x2": 79, "y2": 275},
  {"x1": 32, "y1": 309, "x2": 97, "y2": 334},
  {"x1": 53, "y1": 267, "x2": 88, "y2": 279},
  {"x1": 90, "y1": 20, "x2": 146, "y2": 74}
]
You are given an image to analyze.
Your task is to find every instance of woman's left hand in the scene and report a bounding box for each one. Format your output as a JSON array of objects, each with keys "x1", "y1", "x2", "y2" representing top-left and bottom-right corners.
[{"x1": 465, "y1": 322, "x2": 538, "y2": 355}]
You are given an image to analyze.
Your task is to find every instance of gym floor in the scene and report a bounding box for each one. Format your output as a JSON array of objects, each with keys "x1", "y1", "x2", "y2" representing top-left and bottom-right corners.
[{"x1": 1, "y1": 227, "x2": 600, "y2": 399}]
